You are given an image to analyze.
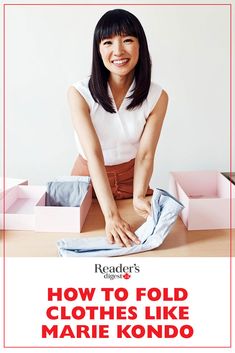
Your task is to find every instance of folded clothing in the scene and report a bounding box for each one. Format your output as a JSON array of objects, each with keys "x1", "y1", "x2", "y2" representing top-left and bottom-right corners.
[
  {"x1": 57, "y1": 188, "x2": 184, "y2": 257},
  {"x1": 46, "y1": 176, "x2": 91, "y2": 207}
]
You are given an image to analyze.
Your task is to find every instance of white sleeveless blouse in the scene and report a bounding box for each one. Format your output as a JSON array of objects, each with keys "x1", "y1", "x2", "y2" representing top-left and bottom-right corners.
[{"x1": 72, "y1": 77, "x2": 162, "y2": 165}]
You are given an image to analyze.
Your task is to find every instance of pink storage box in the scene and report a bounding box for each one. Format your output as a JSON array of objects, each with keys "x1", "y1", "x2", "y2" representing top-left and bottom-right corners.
[
  {"x1": 0, "y1": 185, "x2": 46, "y2": 230},
  {"x1": 169, "y1": 171, "x2": 235, "y2": 230},
  {"x1": 35, "y1": 184, "x2": 92, "y2": 233}
]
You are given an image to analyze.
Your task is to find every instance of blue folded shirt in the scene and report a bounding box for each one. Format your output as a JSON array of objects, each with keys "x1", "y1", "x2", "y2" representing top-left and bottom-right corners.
[{"x1": 57, "y1": 188, "x2": 184, "y2": 257}]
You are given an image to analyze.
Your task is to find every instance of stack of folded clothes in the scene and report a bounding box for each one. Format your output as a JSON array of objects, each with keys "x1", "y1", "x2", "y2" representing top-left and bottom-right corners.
[
  {"x1": 46, "y1": 176, "x2": 91, "y2": 207},
  {"x1": 57, "y1": 188, "x2": 184, "y2": 257}
]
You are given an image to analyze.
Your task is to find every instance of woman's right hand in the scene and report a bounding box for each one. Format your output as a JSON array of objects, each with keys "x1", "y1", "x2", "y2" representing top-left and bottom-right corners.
[{"x1": 105, "y1": 214, "x2": 141, "y2": 247}]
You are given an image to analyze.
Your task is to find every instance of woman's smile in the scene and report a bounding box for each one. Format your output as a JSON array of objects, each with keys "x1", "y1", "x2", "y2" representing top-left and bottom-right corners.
[{"x1": 112, "y1": 58, "x2": 130, "y2": 66}]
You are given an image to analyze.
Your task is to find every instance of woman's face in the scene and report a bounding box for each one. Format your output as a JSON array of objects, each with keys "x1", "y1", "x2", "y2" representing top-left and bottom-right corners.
[{"x1": 99, "y1": 35, "x2": 139, "y2": 78}]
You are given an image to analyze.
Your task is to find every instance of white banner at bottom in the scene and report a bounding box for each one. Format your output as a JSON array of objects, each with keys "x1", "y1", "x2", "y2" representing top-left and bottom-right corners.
[{"x1": 4, "y1": 257, "x2": 231, "y2": 348}]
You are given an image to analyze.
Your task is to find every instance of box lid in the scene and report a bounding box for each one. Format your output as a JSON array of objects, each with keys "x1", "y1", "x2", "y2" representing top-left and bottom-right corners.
[{"x1": 0, "y1": 177, "x2": 28, "y2": 194}]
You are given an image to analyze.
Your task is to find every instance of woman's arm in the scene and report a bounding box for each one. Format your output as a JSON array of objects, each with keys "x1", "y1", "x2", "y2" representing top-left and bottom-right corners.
[
  {"x1": 68, "y1": 86, "x2": 140, "y2": 247},
  {"x1": 133, "y1": 90, "x2": 168, "y2": 218}
]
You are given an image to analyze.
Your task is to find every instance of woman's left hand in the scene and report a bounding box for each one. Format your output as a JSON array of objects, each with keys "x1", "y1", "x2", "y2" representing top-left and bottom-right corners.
[{"x1": 133, "y1": 196, "x2": 151, "y2": 219}]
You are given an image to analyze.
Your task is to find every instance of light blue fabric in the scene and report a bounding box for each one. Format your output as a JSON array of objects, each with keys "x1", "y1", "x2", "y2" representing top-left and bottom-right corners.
[
  {"x1": 46, "y1": 176, "x2": 91, "y2": 207},
  {"x1": 57, "y1": 188, "x2": 184, "y2": 257}
]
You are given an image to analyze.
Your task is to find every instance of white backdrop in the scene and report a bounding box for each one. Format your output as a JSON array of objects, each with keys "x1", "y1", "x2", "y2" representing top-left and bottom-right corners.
[{"x1": 4, "y1": 1, "x2": 231, "y2": 188}]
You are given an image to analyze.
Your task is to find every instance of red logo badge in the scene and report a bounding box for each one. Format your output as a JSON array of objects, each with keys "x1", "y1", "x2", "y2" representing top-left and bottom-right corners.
[{"x1": 123, "y1": 273, "x2": 131, "y2": 280}]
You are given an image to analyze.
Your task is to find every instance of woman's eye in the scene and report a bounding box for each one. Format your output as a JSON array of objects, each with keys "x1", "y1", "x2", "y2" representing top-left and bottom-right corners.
[
  {"x1": 103, "y1": 40, "x2": 112, "y2": 45},
  {"x1": 124, "y1": 38, "x2": 133, "y2": 43}
]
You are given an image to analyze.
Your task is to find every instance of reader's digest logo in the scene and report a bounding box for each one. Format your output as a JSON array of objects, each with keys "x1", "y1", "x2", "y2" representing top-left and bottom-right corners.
[{"x1": 95, "y1": 263, "x2": 140, "y2": 280}]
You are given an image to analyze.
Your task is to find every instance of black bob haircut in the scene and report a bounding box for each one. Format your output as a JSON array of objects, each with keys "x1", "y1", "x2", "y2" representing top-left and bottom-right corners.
[{"x1": 88, "y1": 9, "x2": 152, "y2": 113}]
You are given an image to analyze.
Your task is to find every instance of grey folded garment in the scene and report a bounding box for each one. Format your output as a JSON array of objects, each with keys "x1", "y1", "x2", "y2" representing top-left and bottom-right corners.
[
  {"x1": 57, "y1": 188, "x2": 184, "y2": 257},
  {"x1": 46, "y1": 176, "x2": 91, "y2": 207}
]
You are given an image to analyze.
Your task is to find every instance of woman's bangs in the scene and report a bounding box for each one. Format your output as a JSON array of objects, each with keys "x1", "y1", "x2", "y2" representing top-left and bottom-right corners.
[{"x1": 98, "y1": 21, "x2": 137, "y2": 42}]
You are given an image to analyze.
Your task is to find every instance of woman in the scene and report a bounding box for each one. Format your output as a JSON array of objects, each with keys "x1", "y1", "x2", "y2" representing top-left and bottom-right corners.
[{"x1": 68, "y1": 9, "x2": 168, "y2": 247}]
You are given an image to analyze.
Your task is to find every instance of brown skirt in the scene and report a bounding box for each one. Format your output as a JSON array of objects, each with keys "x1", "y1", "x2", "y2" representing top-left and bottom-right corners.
[{"x1": 71, "y1": 155, "x2": 153, "y2": 200}]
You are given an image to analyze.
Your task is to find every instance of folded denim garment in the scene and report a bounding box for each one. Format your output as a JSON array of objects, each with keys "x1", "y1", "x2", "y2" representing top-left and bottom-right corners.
[
  {"x1": 46, "y1": 176, "x2": 91, "y2": 207},
  {"x1": 57, "y1": 188, "x2": 184, "y2": 257}
]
